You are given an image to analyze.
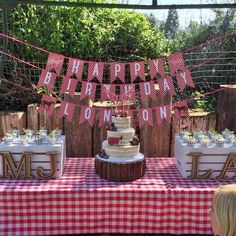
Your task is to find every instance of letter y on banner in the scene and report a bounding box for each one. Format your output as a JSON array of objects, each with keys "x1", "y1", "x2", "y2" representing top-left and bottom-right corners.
[
  {"x1": 176, "y1": 69, "x2": 195, "y2": 91},
  {"x1": 148, "y1": 58, "x2": 165, "y2": 79},
  {"x1": 167, "y1": 52, "x2": 185, "y2": 75},
  {"x1": 45, "y1": 53, "x2": 64, "y2": 75}
]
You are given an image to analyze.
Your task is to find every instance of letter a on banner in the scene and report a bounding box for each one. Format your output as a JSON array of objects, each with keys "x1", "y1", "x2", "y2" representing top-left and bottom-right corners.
[
  {"x1": 60, "y1": 77, "x2": 78, "y2": 97},
  {"x1": 155, "y1": 105, "x2": 171, "y2": 125},
  {"x1": 158, "y1": 76, "x2": 176, "y2": 98},
  {"x1": 66, "y1": 58, "x2": 84, "y2": 81},
  {"x1": 110, "y1": 63, "x2": 125, "y2": 83},
  {"x1": 37, "y1": 70, "x2": 57, "y2": 92},
  {"x1": 138, "y1": 108, "x2": 153, "y2": 127},
  {"x1": 45, "y1": 53, "x2": 64, "y2": 75},
  {"x1": 88, "y1": 62, "x2": 104, "y2": 82},
  {"x1": 79, "y1": 106, "x2": 95, "y2": 126},
  {"x1": 58, "y1": 101, "x2": 76, "y2": 122},
  {"x1": 99, "y1": 109, "x2": 112, "y2": 127},
  {"x1": 139, "y1": 81, "x2": 156, "y2": 102},
  {"x1": 176, "y1": 69, "x2": 195, "y2": 91},
  {"x1": 148, "y1": 58, "x2": 165, "y2": 79},
  {"x1": 167, "y1": 52, "x2": 185, "y2": 75},
  {"x1": 130, "y1": 61, "x2": 146, "y2": 82},
  {"x1": 38, "y1": 95, "x2": 56, "y2": 117},
  {"x1": 80, "y1": 81, "x2": 96, "y2": 101}
]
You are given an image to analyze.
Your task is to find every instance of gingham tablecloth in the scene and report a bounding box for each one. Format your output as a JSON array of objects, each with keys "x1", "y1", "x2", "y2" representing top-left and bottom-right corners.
[{"x1": 0, "y1": 157, "x2": 235, "y2": 236}]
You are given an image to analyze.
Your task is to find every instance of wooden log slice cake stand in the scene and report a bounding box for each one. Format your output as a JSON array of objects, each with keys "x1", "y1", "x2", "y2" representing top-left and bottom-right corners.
[{"x1": 95, "y1": 154, "x2": 146, "y2": 182}]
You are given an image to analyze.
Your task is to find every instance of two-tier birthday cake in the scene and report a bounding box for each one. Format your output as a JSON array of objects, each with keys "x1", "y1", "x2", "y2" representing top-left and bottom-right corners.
[{"x1": 95, "y1": 115, "x2": 145, "y2": 182}]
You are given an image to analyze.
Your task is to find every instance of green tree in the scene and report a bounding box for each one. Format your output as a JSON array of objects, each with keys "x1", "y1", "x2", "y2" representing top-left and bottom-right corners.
[{"x1": 164, "y1": 9, "x2": 179, "y2": 40}]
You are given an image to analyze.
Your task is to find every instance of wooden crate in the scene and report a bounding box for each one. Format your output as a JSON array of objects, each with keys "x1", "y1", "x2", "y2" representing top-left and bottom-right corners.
[
  {"x1": 0, "y1": 136, "x2": 66, "y2": 179},
  {"x1": 174, "y1": 136, "x2": 236, "y2": 179}
]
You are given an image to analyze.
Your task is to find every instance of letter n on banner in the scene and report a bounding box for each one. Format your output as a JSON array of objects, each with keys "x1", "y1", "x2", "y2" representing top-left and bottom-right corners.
[
  {"x1": 167, "y1": 52, "x2": 185, "y2": 75},
  {"x1": 80, "y1": 81, "x2": 96, "y2": 101},
  {"x1": 79, "y1": 106, "x2": 95, "y2": 127},
  {"x1": 60, "y1": 77, "x2": 78, "y2": 97},
  {"x1": 66, "y1": 58, "x2": 84, "y2": 81},
  {"x1": 176, "y1": 69, "x2": 195, "y2": 91},
  {"x1": 138, "y1": 108, "x2": 153, "y2": 127},
  {"x1": 155, "y1": 105, "x2": 171, "y2": 125},
  {"x1": 37, "y1": 70, "x2": 57, "y2": 92},
  {"x1": 58, "y1": 101, "x2": 76, "y2": 122},
  {"x1": 99, "y1": 109, "x2": 112, "y2": 127},
  {"x1": 139, "y1": 81, "x2": 156, "y2": 102},
  {"x1": 45, "y1": 53, "x2": 64, "y2": 75},
  {"x1": 38, "y1": 95, "x2": 56, "y2": 117}
]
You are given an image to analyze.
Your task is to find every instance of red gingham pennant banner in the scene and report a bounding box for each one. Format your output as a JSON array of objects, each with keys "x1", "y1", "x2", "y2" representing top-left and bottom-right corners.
[
  {"x1": 79, "y1": 106, "x2": 95, "y2": 126},
  {"x1": 110, "y1": 63, "x2": 125, "y2": 83},
  {"x1": 60, "y1": 77, "x2": 78, "y2": 97},
  {"x1": 100, "y1": 84, "x2": 116, "y2": 101},
  {"x1": 148, "y1": 58, "x2": 165, "y2": 79},
  {"x1": 88, "y1": 62, "x2": 104, "y2": 82},
  {"x1": 45, "y1": 53, "x2": 64, "y2": 75},
  {"x1": 167, "y1": 52, "x2": 185, "y2": 75},
  {"x1": 99, "y1": 108, "x2": 112, "y2": 127},
  {"x1": 37, "y1": 70, "x2": 57, "y2": 92},
  {"x1": 66, "y1": 58, "x2": 84, "y2": 81},
  {"x1": 38, "y1": 95, "x2": 56, "y2": 117},
  {"x1": 58, "y1": 101, "x2": 76, "y2": 122},
  {"x1": 173, "y1": 100, "x2": 189, "y2": 123},
  {"x1": 120, "y1": 84, "x2": 136, "y2": 102},
  {"x1": 158, "y1": 76, "x2": 176, "y2": 98},
  {"x1": 155, "y1": 105, "x2": 171, "y2": 125},
  {"x1": 130, "y1": 61, "x2": 146, "y2": 82},
  {"x1": 176, "y1": 69, "x2": 195, "y2": 91},
  {"x1": 174, "y1": 100, "x2": 188, "y2": 108},
  {"x1": 80, "y1": 81, "x2": 97, "y2": 101},
  {"x1": 138, "y1": 108, "x2": 154, "y2": 127},
  {"x1": 139, "y1": 81, "x2": 156, "y2": 102}
]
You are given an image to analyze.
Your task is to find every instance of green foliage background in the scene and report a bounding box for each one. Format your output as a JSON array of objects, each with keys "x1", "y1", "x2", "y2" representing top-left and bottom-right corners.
[{"x1": 1, "y1": 4, "x2": 236, "y2": 111}]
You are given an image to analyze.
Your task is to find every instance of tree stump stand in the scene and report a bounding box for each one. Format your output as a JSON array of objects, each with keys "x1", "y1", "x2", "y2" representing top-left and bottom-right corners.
[{"x1": 95, "y1": 155, "x2": 146, "y2": 182}]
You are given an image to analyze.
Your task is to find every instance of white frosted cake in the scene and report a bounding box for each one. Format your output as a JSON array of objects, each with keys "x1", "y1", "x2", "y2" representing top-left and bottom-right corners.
[{"x1": 98, "y1": 115, "x2": 144, "y2": 163}]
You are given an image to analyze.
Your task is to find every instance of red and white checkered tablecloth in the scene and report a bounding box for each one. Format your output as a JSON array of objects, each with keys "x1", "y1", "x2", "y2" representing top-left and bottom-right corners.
[{"x1": 0, "y1": 157, "x2": 235, "y2": 236}]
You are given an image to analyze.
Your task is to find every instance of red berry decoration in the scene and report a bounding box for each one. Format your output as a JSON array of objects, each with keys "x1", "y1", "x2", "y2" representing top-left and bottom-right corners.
[{"x1": 130, "y1": 136, "x2": 140, "y2": 145}]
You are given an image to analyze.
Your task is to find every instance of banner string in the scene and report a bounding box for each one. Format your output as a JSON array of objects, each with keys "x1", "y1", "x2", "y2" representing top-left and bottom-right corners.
[{"x1": 0, "y1": 29, "x2": 236, "y2": 63}]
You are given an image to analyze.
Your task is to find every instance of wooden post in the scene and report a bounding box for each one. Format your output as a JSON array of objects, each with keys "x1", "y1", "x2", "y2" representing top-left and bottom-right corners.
[
  {"x1": 38, "y1": 103, "x2": 63, "y2": 132},
  {"x1": 216, "y1": 85, "x2": 236, "y2": 133},
  {"x1": 139, "y1": 85, "x2": 172, "y2": 157},
  {"x1": 0, "y1": 111, "x2": 26, "y2": 138},
  {"x1": 27, "y1": 104, "x2": 39, "y2": 131},
  {"x1": 64, "y1": 92, "x2": 93, "y2": 157}
]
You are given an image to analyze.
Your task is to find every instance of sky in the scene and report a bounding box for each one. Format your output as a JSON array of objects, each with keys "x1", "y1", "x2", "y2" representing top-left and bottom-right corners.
[{"x1": 118, "y1": 0, "x2": 233, "y2": 27}]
